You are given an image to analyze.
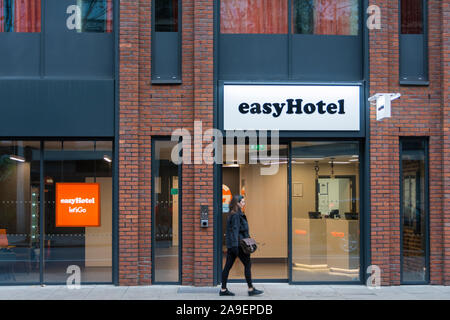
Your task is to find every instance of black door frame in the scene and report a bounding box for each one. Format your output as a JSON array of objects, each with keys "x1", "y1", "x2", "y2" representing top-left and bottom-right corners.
[
  {"x1": 151, "y1": 137, "x2": 183, "y2": 285},
  {"x1": 399, "y1": 137, "x2": 430, "y2": 284},
  {"x1": 0, "y1": 138, "x2": 115, "y2": 286},
  {"x1": 215, "y1": 138, "x2": 366, "y2": 285}
]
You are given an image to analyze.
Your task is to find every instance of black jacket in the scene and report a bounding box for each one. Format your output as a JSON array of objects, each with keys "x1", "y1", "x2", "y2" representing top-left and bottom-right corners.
[{"x1": 225, "y1": 209, "x2": 250, "y2": 248}]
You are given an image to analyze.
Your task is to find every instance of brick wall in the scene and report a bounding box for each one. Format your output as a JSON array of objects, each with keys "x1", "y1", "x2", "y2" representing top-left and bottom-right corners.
[
  {"x1": 369, "y1": 0, "x2": 446, "y2": 285},
  {"x1": 442, "y1": 0, "x2": 450, "y2": 286},
  {"x1": 118, "y1": 0, "x2": 215, "y2": 286},
  {"x1": 118, "y1": 0, "x2": 449, "y2": 286}
]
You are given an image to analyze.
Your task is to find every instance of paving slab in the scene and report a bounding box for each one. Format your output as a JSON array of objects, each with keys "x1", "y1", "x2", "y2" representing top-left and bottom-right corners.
[
  {"x1": 47, "y1": 287, "x2": 95, "y2": 300},
  {"x1": 85, "y1": 287, "x2": 128, "y2": 300},
  {"x1": 0, "y1": 284, "x2": 448, "y2": 300}
]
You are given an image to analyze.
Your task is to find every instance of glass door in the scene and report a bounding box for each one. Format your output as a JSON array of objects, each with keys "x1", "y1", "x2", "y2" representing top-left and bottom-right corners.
[
  {"x1": 43, "y1": 141, "x2": 113, "y2": 284},
  {"x1": 152, "y1": 140, "x2": 181, "y2": 283},
  {"x1": 221, "y1": 143, "x2": 289, "y2": 280},
  {"x1": 290, "y1": 141, "x2": 361, "y2": 282},
  {"x1": 400, "y1": 138, "x2": 428, "y2": 283}
]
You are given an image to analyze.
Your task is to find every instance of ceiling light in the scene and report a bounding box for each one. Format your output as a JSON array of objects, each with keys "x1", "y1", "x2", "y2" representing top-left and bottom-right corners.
[
  {"x1": 9, "y1": 155, "x2": 25, "y2": 163},
  {"x1": 103, "y1": 155, "x2": 112, "y2": 163},
  {"x1": 294, "y1": 157, "x2": 324, "y2": 161},
  {"x1": 223, "y1": 164, "x2": 240, "y2": 168}
]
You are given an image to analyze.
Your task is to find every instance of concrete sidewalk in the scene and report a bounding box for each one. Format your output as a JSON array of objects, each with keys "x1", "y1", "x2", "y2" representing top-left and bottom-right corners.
[{"x1": 0, "y1": 284, "x2": 449, "y2": 300}]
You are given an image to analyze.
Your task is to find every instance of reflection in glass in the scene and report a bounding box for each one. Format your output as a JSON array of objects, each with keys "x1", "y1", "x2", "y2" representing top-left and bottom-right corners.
[
  {"x1": 153, "y1": 140, "x2": 180, "y2": 282},
  {"x1": 401, "y1": 139, "x2": 427, "y2": 282},
  {"x1": 222, "y1": 144, "x2": 289, "y2": 280},
  {"x1": 77, "y1": 0, "x2": 113, "y2": 33},
  {"x1": 401, "y1": 0, "x2": 423, "y2": 34},
  {"x1": 220, "y1": 0, "x2": 288, "y2": 34},
  {"x1": 292, "y1": 0, "x2": 359, "y2": 35},
  {"x1": 291, "y1": 141, "x2": 360, "y2": 282},
  {"x1": 0, "y1": 0, "x2": 41, "y2": 32},
  {"x1": 155, "y1": 0, "x2": 178, "y2": 32},
  {"x1": 0, "y1": 141, "x2": 40, "y2": 284},
  {"x1": 43, "y1": 140, "x2": 113, "y2": 283}
]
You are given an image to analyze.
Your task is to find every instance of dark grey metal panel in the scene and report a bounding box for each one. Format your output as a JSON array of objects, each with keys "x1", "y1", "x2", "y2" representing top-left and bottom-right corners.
[
  {"x1": 0, "y1": 79, "x2": 114, "y2": 137},
  {"x1": 219, "y1": 35, "x2": 289, "y2": 80},
  {"x1": 291, "y1": 35, "x2": 362, "y2": 81},
  {"x1": 44, "y1": 0, "x2": 113, "y2": 78},
  {"x1": 400, "y1": 34, "x2": 426, "y2": 82},
  {"x1": 0, "y1": 33, "x2": 40, "y2": 76},
  {"x1": 152, "y1": 32, "x2": 181, "y2": 81}
]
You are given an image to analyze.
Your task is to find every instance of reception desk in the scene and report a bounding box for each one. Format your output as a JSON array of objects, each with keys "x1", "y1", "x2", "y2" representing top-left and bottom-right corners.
[
  {"x1": 292, "y1": 218, "x2": 359, "y2": 273},
  {"x1": 292, "y1": 218, "x2": 327, "y2": 267}
]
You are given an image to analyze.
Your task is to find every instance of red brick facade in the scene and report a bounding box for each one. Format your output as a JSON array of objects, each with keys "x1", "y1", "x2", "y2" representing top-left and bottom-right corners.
[
  {"x1": 118, "y1": 0, "x2": 215, "y2": 286},
  {"x1": 369, "y1": 0, "x2": 449, "y2": 285},
  {"x1": 443, "y1": 0, "x2": 450, "y2": 286},
  {"x1": 118, "y1": 0, "x2": 450, "y2": 286}
]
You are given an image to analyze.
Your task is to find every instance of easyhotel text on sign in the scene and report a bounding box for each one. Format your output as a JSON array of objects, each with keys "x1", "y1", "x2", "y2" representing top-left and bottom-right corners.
[
  {"x1": 56, "y1": 183, "x2": 100, "y2": 227},
  {"x1": 223, "y1": 85, "x2": 360, "y2": 131}
]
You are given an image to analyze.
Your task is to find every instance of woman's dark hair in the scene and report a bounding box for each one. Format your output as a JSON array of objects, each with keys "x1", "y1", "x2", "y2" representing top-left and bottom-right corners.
[{"x1": 229, "y1": 195, "x2": 244, "y2": 214}]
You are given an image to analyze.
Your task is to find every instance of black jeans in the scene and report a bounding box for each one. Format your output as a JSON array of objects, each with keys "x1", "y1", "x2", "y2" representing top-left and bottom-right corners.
[{"x1": 221, "y1": 247, "x2": 252, "y2": 290}]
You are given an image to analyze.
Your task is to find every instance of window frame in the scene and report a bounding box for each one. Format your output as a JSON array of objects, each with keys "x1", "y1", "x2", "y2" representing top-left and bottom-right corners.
[
  {"x1": 151, "y1": 0, "x2": 182, "y2": 84},
  {"x1": 399, "y1": 0, "x2": 429, "y2": 86},
  {"x1": 151, "y1": 137, "x2": 183, "y2": 284},
  {"x1": 217, "y1": 0, "x2": 364, "y2": 81},
  {"x1": 399, "y1": 137, "x2": 430, "y2": 285},
  {"x1": 0, "y1": 138, "x2": 115, "y2": 286}
]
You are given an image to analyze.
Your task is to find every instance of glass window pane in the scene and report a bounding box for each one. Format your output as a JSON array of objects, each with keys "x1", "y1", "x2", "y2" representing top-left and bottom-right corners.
[
  {"x1": 77, "y1": 0, "x2": 113, "y2": 33},
  {"x1": 43, "y1": 140, "x2": 112, "y2": 284},
  {"x1": 401, "y1": 139, "x2": 427, "y2": 282},
  {"x1": 291, "y1": 141, "x2": 360, "y2": 282},
  {"x1": 401, "y1": 0, "x2": 423, "y2": 34},
  {"x1": 154, "y1": 140, "x2": 180, "y2": 282},
  {"x1": 155, "y1": 0, "x2": 178, "y2": 32},
  {"x1": 220, "y1": 0, "x2": 288, "y2": 34},
  {"x1": 222, "y1": 144, "x2": 289, "y2": 280},
  {"x1": 292, "y1": 0, "x2": 359, "y2": 35},
  {"x1": 0, "y1": 141, "x2": 40, "y2": 284},
  {"x1": 0, "y1": 0, "x2": 41, "y2": 32}
]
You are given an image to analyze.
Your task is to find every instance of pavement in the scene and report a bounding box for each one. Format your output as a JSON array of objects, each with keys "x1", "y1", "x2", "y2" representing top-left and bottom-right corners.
[{"x1": 0, "y1": 283, "x2": 449, "y2": 300}]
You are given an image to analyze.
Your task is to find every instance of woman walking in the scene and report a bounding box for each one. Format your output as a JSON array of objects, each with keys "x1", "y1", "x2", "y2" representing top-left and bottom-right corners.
[{"x1": 220, "y1": 195, "x2": 263, "y2": 296}]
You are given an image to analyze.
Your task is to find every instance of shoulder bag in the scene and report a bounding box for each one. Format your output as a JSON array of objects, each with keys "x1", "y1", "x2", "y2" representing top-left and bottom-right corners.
[
  {"x1": 240, "y1": 238, "x2": 257, "y2": 255},
  {"x1": 238, "y1": 214, "x2": 257, "y2": 254}
]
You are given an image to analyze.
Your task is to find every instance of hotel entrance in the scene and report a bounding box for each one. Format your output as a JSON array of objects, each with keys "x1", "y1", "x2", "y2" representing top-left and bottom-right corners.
[{"x1": 220, "y1": 141, "x2": 362, "y2": 284}]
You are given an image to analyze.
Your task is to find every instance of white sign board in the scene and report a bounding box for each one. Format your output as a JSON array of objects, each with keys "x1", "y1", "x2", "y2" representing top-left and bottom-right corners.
[
  {"x1": 223, "y1": 85, "x2": 360, "y2": 131},
  {"x1": 376, "y1": 95, "x2": 391, "y2": 121},
  {"x1": 369, "y1": 93, "x2": 400, "y2": 121}
]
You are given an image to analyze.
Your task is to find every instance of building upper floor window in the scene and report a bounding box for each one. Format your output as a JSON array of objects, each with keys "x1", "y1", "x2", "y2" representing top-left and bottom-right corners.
[
  {"x1": 155, "y1": 0, "x2": 178, "y2": 32},
  {"x1": 220, "y1": 0, "x2": 288, "y2": 34},
  {"x1": 220, "y1": 0, "x2": 359, "y2": 35},
  {"x1": 77, "y1": 0, "x2": 113, "y2": 33},
  {"x1": 0, "y1": 0, "x2": 41, "y2": 32},
  {"x1": 401, "y1": 0, "x2": 423, "y2": 34},
  {"x1": 293, "y1": 0, "x2": 359, "y2": 35},
  {"x1": 399, "y1": 0, "x2": 428, "y2": 84},
  {"x1": 152, "y1": 0, "x2": 181, "y2": 82},
  {"x1": 0, "y1": 0, "x2": 115, "y2": 78},
  {"x1": 0, "y1": 0, "x2": 113, "y2": 33}
]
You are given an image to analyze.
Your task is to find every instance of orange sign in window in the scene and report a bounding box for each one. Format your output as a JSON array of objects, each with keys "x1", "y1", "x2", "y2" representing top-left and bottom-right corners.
[{"x1": 56, "y1": 183, "x2": 100, "y2": 227}]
